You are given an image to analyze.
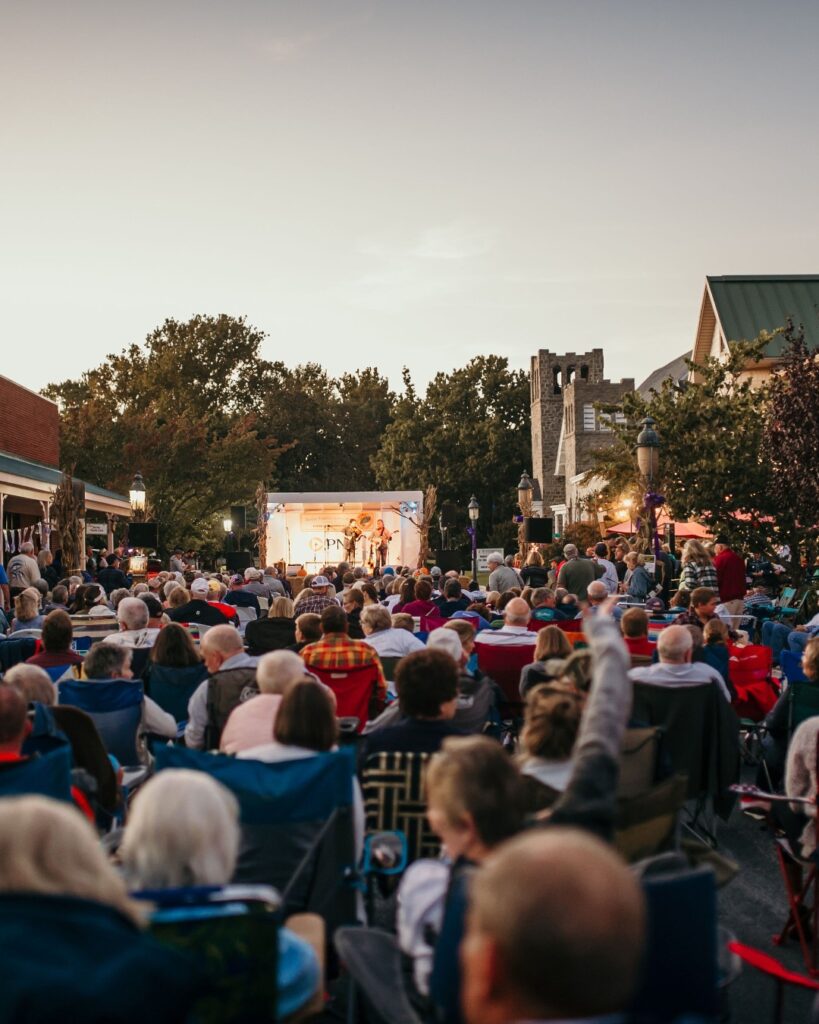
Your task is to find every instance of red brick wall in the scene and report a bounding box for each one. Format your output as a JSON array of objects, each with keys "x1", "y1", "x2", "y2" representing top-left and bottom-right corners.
[{"x1": 0, "y1": 376, "x2": 60, "y2": 467}]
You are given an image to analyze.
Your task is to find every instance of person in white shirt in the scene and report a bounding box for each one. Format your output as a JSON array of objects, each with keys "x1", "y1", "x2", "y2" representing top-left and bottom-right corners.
[
  {"x1": 629, "y1": 624, "x2": 731, "y2": 702},
  {"x1": 473, "y1": 598, "x2": 537, "y2": 648},
  {"x1": 102, "y1": 597, "x2": 160, "y2": 649},
  {"x1": 360, "y1": 604, "x2": 425, "y2": 657},
  {"x1": 593, "y1": 542, "x2": 619, "y2": 595}
]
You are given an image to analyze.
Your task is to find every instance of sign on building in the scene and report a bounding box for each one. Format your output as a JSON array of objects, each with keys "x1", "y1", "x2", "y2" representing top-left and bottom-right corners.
[{"x1": 86, "y1": 523, "x2": 107, "y2": 536}]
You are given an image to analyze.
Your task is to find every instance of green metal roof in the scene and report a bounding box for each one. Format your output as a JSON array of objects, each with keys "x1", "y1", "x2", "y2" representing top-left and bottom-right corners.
[
  {"x1": 0, "y1": 450, "x2": 128, "y2": 502},
  {"x1": 707, "y1": 275, "x2": 819, "y2": 358}
]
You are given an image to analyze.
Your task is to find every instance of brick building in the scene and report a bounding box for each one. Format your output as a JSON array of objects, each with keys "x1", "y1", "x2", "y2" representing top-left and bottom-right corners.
[
  {"x1": 530, "y1": 350, "x2": 633, "y2": 537},
  {"x1": 0, "y1": 375, "x2": 130, "y2": 562}
]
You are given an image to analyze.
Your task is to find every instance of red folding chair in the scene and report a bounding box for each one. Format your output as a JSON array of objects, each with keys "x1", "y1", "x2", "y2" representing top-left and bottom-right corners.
[
  {"x1": 308, "y1": 663, "x2": 381, "y2": 732},
  {"x1": 555, "y1": 618, "x2": 583, "y2": 633},
  {"x1": 728, "y1": 940, "x2": 819, "y2": 1023},
  {"x1": 729, "y1": 644, "x2": 778, "y2": 722},
  {"x1": 475, "y1": 642, "x2": 536, "y2": 714}
]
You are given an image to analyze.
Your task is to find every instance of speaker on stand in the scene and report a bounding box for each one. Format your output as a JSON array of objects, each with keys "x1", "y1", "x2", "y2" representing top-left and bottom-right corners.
[{"x1": 523, "y1": 518, "x2": 554, "y2": 545}]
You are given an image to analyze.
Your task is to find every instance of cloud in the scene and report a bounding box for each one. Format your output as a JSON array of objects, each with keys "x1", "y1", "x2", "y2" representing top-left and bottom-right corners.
[{"x1": 412, "y1": 222, "x2": 493, "y2": 261}]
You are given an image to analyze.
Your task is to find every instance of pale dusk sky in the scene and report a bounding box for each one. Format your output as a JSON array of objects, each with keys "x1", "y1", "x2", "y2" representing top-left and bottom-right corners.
[{"x1": 2, "y1": 0, "x2": 818, "y2": 394}]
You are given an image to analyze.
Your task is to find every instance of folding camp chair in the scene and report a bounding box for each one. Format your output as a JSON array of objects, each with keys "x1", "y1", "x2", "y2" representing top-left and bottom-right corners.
[
  {"x1": 0, "y1": 636, "x2": 37, "y2": 673},
  {"x1": 69, "y1": 617, "x2": 119, "y2": 654},
  {"x1": 377, "y1": 656, "x2": 401, "y2": 684},
  {"x1": 9, "y1": 628, "x2": 42, "y2": 641},
  {"x1": 233, "y1": 605, "x2": 258, "y2": 634},
  {"x1": 144, "y1": 663, "x2": 207, "y2": 723},
  {"x1": 0, "y1": 744, "x2": 73, "y2": 802},
  {"x1": 155, "y1": 745, "x2": 359, "y2": 935},
  {"x1": 474, "y1": 642, "x2": 536, "y2": 715},
  {"x1": 309, "y1": 663, "x2": 381, "y2": 731},
  {"x1": 729, "y1": 644, "x2": 778, "y2": 722},
  {"x1": 782, "y1": 649, "x2": 809, "y2": 684},
  {"x1": 618, "y1": 726, "x2": 662, "y2": 798},
  {"x1": 58, "y1": 678, "x2": 148, "y2": 787},
  {"x1": 361, "y1": 751, "x2": 439, "y2": 864},
  {"x1": 728, "y1": 940, "x2": 819, "y2": 1024},
  {"x1": 614, "y1": 773, "x2": 688, "y2": 863},
  {"x1": 136, "y1": 885, "x2": 288, "y2": 1023},
  {"x1": 51, "y1": 705, "x2": 119, "y2": 815},
  {"x1": 788, "y1": 683, "x2": 819, "y2": 734}
]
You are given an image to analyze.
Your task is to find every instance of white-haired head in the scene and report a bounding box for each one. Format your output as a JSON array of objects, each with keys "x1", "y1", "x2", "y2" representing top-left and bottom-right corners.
[
  {"x1": 120, "y1": 770, "x2": 239, "y2": 889},
  {"x1": 117, "y1": 597, "x2": 150, "y2": 631},
  {"x1": 657, "y1": 625, "x2": 693, "y2": 664},
  {"x1": 256, "y1": 650, "x2": 307, "y2": 695}
]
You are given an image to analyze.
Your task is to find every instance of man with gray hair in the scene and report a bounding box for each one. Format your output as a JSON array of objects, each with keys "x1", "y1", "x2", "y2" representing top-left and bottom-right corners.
[
  {"x1": 629, "y1": 623, "x2": 731, "y2": 701},
  {"x1": 360, "y1": 604, "x2": 425, "y2": 657},
  {"x1": 557, "y1": 543, "x2": 604, "y2": 601},
  {"x1": 487, "y1": 553, "x2": 522, "y2": 594},
  {"x1": 103, "y1": 596, "x2": 159, "y2": 648},
  {"x1": 185, "y1": 625, "x2": 259, "y2": 749},
  {"x1": 474, "y1": 597, "x2": 537, "y2": 649},
  {"x1": 7, "y1": 541, "x2": 40, "y2": 599}
]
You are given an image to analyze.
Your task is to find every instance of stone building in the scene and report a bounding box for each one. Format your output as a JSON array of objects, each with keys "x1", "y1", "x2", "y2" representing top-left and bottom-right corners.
[{"x1": 530, "y1": 349, "x2": 633, "y2": 537}]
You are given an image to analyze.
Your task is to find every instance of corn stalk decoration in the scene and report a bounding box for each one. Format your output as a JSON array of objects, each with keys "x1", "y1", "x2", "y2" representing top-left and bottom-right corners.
[
  {"x1": 416, "y1": 485, "x2": 437, "y2": 569},
  {"x1": 254, "y1": 481, "x2": 268, "y2": 567},
  {"x1": 517, "y1": 489, "x2": 533, "y2": 562},
  {"x1": 52, "y1": 470, "x2": 83, "y2": 574}
]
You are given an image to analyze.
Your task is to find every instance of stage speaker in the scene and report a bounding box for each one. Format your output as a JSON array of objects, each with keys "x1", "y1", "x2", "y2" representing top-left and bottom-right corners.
[
  {"x1": 226, "y1": 551, "x2": 253, "y2": 573},
  {"x1": 523, "y1": 517, "x2": 553, "y2": 544},
  {"x1": 435, "y1": 550, "x2": 462, "y2": 574},
  {"x1": 230, "y1": 505, "x2": 247, "y2": 530},
  {"x1": 439, "y1": 502, "x2": 459, "y2": 529},
  {"x1": 127, "y1": 522, "x2": 158, "y2": 549}
]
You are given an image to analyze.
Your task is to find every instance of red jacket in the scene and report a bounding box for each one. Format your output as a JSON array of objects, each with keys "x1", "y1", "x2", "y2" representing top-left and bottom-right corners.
[
  {"x1": 624, "y1": 636, "x2": 655, "y2": 658},
  {"x1": 714, "y1": 548, "x2": 746, "y2": 602}
]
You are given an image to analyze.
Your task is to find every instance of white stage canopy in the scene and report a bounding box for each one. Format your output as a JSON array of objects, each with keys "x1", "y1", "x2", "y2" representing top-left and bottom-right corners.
[{"x1": 265, "y1": 490, "x2": 424, "y2": 571}]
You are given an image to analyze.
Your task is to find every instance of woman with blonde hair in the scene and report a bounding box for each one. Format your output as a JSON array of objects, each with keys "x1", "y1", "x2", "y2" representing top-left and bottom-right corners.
[
  {"x1": 244, "y1": 595, "x2": 296, "y2": 655},
  {"x1": 679, "y1": 539, "x2": 718, "y2": 591},
  {"x1": 9, "y1": 587, "x2": 44, "y2": 633},
  {"x1": 521, "y1": 549, "x2": 550, "y2": 588},
  {"x1": 0, "y1": 796, "x2": 200, "y2": 1021},
  {"x1": 518, "y1": 625, "x2": 572, "y2": 696},
  {"x1": 293, "y1": 586, "x2": 315, "y2": 611}
]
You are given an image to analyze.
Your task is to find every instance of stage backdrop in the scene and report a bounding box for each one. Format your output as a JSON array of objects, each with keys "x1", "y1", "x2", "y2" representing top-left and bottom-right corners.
[{"x1": 265, "y1": 491, "x2": 424, "y2": 570}]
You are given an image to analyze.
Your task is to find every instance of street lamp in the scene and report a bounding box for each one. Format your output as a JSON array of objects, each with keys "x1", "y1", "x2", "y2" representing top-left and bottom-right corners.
[
  {"x1": 517, "y1": 471, "x2": 534, "y2": 510},
  {"x1": 222, "y1": 517, "x2": 233, "y2": 534},
  {"x1": 129, "y1": 472, "x2": 146, "y2": 519},
  {"x1": 635, "y1": 417, "x2": 661, "y2": 485},
  {"x1": 467, "y1": 496, "x2": 480, "y2": 583}
]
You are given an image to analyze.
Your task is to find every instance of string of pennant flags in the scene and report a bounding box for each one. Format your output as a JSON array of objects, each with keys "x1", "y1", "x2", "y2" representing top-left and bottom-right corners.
[{"x1": 1, "y1": 522, "x2": 48, "y2": 554}]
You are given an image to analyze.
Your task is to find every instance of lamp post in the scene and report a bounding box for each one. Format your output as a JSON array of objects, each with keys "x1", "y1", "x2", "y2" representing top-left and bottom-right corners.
[
  {"x1": 635, "y1": 416, "x2": 662, "y2": 556},
  {"x1": 129, "y1": 472, "x2": 146, "y2": 523},
  {"x1": 467, "y1": 495, "x2": 480, "y2": 583},
  {"x1": 223, "y1": 517, "x2": 233, "y2": 554},
  {"x1": 516, "y1": 471, "x2": 534, "y2": 561}
]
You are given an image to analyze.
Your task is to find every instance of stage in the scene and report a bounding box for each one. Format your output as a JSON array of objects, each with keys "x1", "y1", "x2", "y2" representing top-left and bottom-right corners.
[{"x1": 265, "y1": 490, "x2": 424, "y2": 571}]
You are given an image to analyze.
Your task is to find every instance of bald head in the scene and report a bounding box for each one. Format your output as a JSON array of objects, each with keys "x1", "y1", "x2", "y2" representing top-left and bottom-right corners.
[
  {"x1": 657, "y1": 625, "x2": 693, "y2": 664},
  {"x1": 461, "y1": 829, "x2": 645, "y2": 1024},
  {"x1": 586, "y1": 580, "x2": 607, "y2": 603},
  {"x1": 201, "y1": 625, "x2": 244, "y2": 659},
  {"x1": 504, "y1": 598, "x2": 531, "y2": 627}
]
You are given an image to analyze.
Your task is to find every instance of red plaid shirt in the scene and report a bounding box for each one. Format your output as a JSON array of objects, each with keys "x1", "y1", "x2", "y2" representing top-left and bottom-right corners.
[{"x1": 301, "y1": 633, "x2": 387, "y2": 701}]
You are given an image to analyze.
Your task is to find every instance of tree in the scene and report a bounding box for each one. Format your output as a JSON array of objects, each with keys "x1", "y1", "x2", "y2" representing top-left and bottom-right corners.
[
  {"x1": 372, "y1": 356, "x2": 530, "y2": 550},
  {"x1": 45, "y1": 315, "x2": 284, "y2": 556},
  {"x1": 762, "y1": 320, "x2": 819, "y2": 582},
  {"x1": 586, "y1": 334, "x2": 780, "y2": 556}
]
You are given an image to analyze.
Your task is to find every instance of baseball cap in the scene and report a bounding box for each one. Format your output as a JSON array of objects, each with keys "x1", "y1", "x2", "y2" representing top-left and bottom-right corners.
[
  {"x1": 230, "y1": 574, "x2": 245, "y2": 585},
  {"x1": 382, "y1": 566, "x2": 395, "y2": 576},
  {"x1": 190, "y1": 578, "x2": 209, "y2": 596},
  {"x1": 244, "y1": 567, "x2": 261, "y2": 580},
  {"x1": 430, "y1": 566, "x2": 442, "y2": 577},
  {"x1": 207, "y1": 578, "x2": 222, "y2": 593},
  {"x1": 427, "y1": 627, "x2": 464, "y2": 663},
  {"x1": 312, "y1": 575, "x2": 330, "y2": 588}
]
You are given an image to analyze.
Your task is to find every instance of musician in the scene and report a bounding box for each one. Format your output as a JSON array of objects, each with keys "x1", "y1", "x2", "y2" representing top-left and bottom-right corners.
[
  {"x1": 343, "y1": 518, "x2": 362, "y2": 562},
  {"x1": 373, "y1": 518, "x2": 392, "y2": 570}
]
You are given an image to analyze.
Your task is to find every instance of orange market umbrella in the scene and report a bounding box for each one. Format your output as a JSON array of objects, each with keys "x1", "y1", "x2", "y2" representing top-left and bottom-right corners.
[{"x1": 606, "y1": 512, "x2": 711, "y2": 540}]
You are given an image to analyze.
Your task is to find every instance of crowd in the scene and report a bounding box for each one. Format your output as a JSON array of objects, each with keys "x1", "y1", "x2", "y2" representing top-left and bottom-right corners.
[{"x1": 0, "y1": 530, "x2": 817, "y2": 1022}]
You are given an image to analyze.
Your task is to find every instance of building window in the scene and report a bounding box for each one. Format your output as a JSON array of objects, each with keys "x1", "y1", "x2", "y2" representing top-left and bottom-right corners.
[
  {"x1": 582, "y1": 403, "x2": 596, "y2": 431},
  {"x1": 598, "y1": 412, "x2": 612, "y2": 432},
  {"x1": 580, "y1": 364, "x2": 589, "y2": 381},
  {"x1": 553, "y1": 367, "x2": 562, "y2": 395}
]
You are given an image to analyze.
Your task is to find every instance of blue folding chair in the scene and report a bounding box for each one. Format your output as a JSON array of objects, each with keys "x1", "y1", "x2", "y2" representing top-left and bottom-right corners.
[
  {"x1": 144, "y1": 663, "x2": 207, "y2": 723},
  {"x1": 0, "y1": 637, "x2": 37, "y2": 673},
  {"x1": 58, "y1": 679, "x2": 145, "y2": 776},
  {"x1": 0, "y1": 744, "x2": 73, "y2": 802},
  {"x1": 781, "y1": 650, "x2": 809, "y2": 684},
  {"x1": 155, "y1": 745, "x2": 359, "y2": 932}
]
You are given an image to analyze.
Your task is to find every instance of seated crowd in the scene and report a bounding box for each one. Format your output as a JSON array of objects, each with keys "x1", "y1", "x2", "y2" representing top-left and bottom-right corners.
[{"x1": 0, "y1": 534, "x2": 815, "y2": 1022}]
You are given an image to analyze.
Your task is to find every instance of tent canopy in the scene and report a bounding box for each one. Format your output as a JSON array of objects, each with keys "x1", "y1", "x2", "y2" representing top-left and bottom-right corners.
[{"x1": 607, "y1": 512, "x2": 711, "y2": 540}]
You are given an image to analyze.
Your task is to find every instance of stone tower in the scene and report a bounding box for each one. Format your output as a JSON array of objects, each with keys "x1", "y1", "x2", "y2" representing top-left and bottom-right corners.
[{"x1": 530, "y1": 349, "x2": 605, "y2": 510}]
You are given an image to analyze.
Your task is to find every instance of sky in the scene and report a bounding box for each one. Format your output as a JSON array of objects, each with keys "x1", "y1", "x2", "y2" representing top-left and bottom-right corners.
[{"x1": 2, "y1": 0, "x2": 818, "y2": 396}]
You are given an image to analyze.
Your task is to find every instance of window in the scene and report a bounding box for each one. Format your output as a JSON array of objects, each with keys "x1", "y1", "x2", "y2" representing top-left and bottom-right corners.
[
  {"x1": 582, "y1": 403, "x2": 596, "y2": 431},
  {"x1": 598, "y1": 412, "x2": 612, "y2": 432}
]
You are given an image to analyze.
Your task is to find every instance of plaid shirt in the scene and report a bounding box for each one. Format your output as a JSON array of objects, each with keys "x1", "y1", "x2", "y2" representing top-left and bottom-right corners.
[
  {"x1": 302, "y1": 633, "x2": 387, "y2": 700},
  {"x1": 294, "y1": 593, "x2": 339, "y2": 616}
]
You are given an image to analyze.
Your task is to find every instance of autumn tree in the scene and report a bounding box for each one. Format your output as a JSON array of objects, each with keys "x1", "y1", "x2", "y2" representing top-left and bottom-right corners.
[
  {"x1": 762, "y1": 320, "x2": 819, "y2": 582},
  {"x1": 587, "y1": 334, "x2": 780, "y2": 554},
  {"x1": 45, "y1": 315, "x2": 284, "y2": 555},
  {"x1": 372, "y1": 356, "x2": 530, "y2": 549}
]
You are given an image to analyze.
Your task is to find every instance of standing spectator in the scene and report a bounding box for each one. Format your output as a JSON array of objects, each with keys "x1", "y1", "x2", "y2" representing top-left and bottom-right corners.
[
  {"x1": 520, "y1": 551, "x2": 550, "y2": 589},
  {"x1": 678, "y1": 539, "x2": 718, "y2": 592},
  {"x1": 592, "y1": 542, "x2": 619, "y2": 594},
  {"x1": 622, "y1": 552, "x2": 654, "y2": 602},
  {"x1": 168, "y1": 548, "x2": 187, "y2": 574},
  {"x1": 37, "y1": 550, "x2": 59, "y2": 591},
  {"x1": 557, "y1": 544, "x2": 603, "y2": 601},
  {"x1": 96, "y1": 554, "x2": 130, "y2": 596},
  {"x1": 713, "y1": 535, "x2": 747, "y2": 616},
  {"x1": 6, "y1": 541, "x2": 40, "y2": 599},
  {"x1": 486, "y1": 553, "x2": 522, "y2": 594}
]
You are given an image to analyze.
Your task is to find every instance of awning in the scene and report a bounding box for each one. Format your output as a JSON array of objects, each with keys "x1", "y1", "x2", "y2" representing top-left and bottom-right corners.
[
  {"x1": 607, "y1": 512, "x2": 712, "y2": 540},
  {"x1": 0, "y1": 450, "x2": 131, "y2": 517}
]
